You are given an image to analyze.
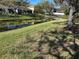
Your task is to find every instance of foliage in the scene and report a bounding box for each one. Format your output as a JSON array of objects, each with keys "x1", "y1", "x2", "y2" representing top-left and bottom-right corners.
[
  {"x1": 64, "y1": 8, "x2": 70, "y2": 15},
  {"x1": 16, "y1": 0, "x2": 29, "y2": 8},
  {"x1": 34, "y1": 0, "x2": 54, "y2": 14},
  {"x1": 34, "y1": 4, "x2": 45, "y2": 14},
  {"x1": 0, "y1": 0, "x2": 16, "y2": 6},
  {"x1": 0, "y1": 0, "x2": 29, "y2": 9}
]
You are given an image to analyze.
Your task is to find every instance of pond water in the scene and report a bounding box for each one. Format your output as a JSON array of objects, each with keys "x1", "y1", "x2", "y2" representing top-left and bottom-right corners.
[
  {"x1": 0, "y1": 17, "x2": 54, "y2": 32},
  {"x1": 0, "y1": 19, "x2": 34, "y2": 32}
]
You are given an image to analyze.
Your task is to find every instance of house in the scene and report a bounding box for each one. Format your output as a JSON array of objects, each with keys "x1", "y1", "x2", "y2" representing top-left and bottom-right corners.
[
  {"x1": 27, "y1": 6, "x2": 34, "y2": 14},
  {"x1": 53, "y1": 8, "x2": 65, "y2": 16},
  {"x1": 53, "y1": 12, "x2": 65, "y2": 16},
  {"x1": 0, "y1": 4, "x2": 35, "y2": 15}
]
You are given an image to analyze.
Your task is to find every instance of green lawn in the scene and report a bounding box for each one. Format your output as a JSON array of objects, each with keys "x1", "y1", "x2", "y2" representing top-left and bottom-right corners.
[
  {"x1": 0, "y1": 18, "x2": 67, "y2": 58},
  {"x1": 0, "y1": 15, "x2": 32, "y2": 20}
]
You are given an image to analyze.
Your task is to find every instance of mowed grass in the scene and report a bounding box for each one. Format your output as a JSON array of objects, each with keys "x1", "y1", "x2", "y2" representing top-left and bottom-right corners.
[
  {"x1": 0, "y1": 15, "x2": 32, "y2": 20},
  {"x1": 0, "y1": 18, "x2": 67, "y2": 57}
]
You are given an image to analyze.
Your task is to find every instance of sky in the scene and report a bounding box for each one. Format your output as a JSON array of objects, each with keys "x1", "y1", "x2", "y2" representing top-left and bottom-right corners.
[
  {"x1": 30, "y1": 0, "x2": 55, "y2": 5},
  {"x1": 30, "y1": 0, "x2": 39, "y2": 5},
  {"x1": 29, "y1": 0, "x2": 60, "y2": 8}
]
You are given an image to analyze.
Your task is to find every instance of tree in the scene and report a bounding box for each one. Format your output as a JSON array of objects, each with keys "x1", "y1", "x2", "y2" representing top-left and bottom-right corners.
[
  {"x1": 53, "y1": 0, "x2": 79, "y2": 54},
  {"x1": 53, "y1": 0, "x2": 79, "y2": 28},
  {"x1": 34, "y1": 4, "x2": 44, "y2": 13},
  {"x1": 0, "y1": 0, "x2": 16, "y2": 6},
  {"x1": 35, "y1": 0, "x2": 54, "y2": 14},
  {"x1": 0, "y1": 0, "x2": 29, "y2": 8},
  {"x1": 16, "y1": 0, "x2": 29, "y2": 6}
]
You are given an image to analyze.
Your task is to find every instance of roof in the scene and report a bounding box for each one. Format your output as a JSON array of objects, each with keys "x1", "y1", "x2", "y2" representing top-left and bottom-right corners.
[{"x1": 27, "y1": 6, "x2": 34, "y2": 11}]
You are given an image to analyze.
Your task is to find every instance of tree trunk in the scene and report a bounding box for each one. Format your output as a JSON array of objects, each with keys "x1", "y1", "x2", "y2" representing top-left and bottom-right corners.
[
  {"x1": 68, "y1": 6, "x2": 75, "y2": 28},
  {"x1": 68, "y1": 6, "x2": 78, "y2": 51}
]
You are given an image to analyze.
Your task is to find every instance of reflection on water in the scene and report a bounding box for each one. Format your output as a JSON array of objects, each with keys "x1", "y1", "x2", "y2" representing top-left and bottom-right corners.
[
  {"x1": 0, "y1": 19, "x2": 33, "y2": 32},
  {"x1": 0, "y1": 17, "x2": 53, "y2": 32}
]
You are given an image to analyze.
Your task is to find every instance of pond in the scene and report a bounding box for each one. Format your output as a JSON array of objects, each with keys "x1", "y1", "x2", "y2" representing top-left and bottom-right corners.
[
  {"x1": 0, "y1": 19, "x2": 33, "y2": 32},
  {"x1": 0, "y1": 17, "x2": 54, "y2": 32}
]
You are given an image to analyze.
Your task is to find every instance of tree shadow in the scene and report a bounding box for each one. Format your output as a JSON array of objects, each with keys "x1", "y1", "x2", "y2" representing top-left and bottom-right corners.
[
  {"x1": 33, "y1": 56, "x2": 44, "y2": 59},
  {"x1": 36, "y1": 29, "x2": 79, "y2": 59}
]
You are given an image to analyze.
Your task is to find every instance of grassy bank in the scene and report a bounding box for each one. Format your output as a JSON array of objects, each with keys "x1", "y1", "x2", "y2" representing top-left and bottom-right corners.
[
  {"x1": 0, "y1": 18, "x2": 67, "y2": 59},
  {"x1": 0, "y1": 15, "x2": 32, "y2": 20}
]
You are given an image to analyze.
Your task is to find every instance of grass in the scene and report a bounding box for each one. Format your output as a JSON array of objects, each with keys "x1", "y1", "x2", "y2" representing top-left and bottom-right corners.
[
  {"x1": 0, "y1": 18, "x2": 67, "y2": 58},
  {"x1": 0, "y1": 15, "x2": 32, "y2": 20},
  {"x1": 59, "y1": 15, "x2": 68, "y2": 19}
]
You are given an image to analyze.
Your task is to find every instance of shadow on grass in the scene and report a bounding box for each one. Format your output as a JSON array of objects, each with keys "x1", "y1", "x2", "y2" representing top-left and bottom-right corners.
[
  {"x1": 1, "y1": 28, "x2": 79, "y2": 59},
  {"x1": 36, "y1": 28, "x2": 79, "y2": 59},
  {"x1": 33, "y1": 56, "x2": 44, "y2": 59}
]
